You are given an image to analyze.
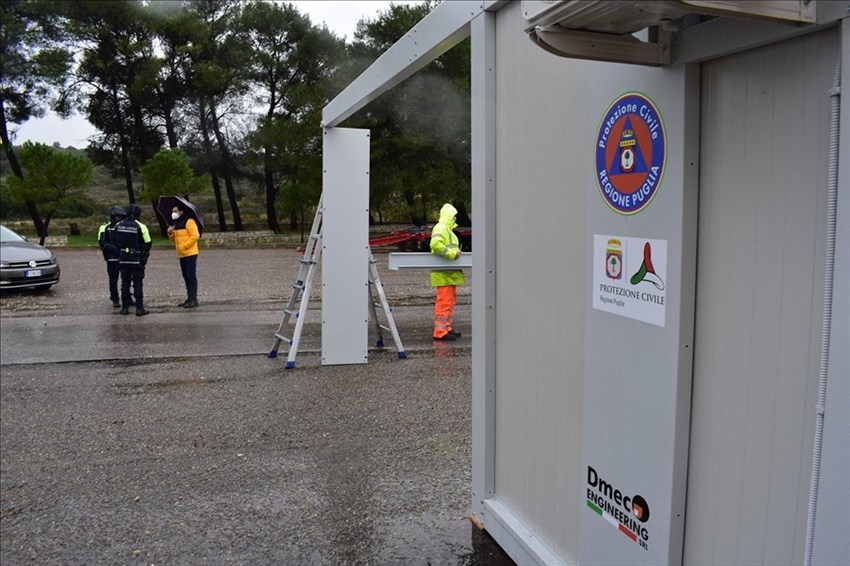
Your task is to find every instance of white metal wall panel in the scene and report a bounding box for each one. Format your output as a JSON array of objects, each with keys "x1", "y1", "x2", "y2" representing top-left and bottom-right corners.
[
  {"x1": 492, "y1": 2, "x2": 588, "y2": 560},
  {"x1": 322, "y1": 128, "x2": 370, "y2": 365},
  {"x1": 580, "y1": 62, "x2": 700, "y2": 566},
  {"x1": 684, "y1": 29, "x2": 838, "y2": 565}
]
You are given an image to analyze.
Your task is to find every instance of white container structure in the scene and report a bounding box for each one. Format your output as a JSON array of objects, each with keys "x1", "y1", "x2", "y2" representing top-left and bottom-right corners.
[{"x1": 320, "y1": 1, "x2": 849, "y2": 564}]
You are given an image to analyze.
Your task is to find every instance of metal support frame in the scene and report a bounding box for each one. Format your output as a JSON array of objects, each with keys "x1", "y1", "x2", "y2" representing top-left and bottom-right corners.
[{"x1": 470, "y1": 7, "x2": 498, "y2": 529}]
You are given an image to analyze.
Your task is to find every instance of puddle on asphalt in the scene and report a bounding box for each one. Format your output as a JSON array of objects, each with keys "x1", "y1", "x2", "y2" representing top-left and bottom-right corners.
[
  {"x1": 462, "y1": 522, "x2": 517, "y2": 565},
  {"x1": 433, "y1": 341, "x2": 455, "y2": 358},
  {"x1": 361, "y1": 516, "x2": 516, "y2": 565}
]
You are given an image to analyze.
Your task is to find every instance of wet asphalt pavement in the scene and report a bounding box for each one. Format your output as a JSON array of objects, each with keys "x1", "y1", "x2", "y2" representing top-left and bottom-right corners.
[{"x1": 0, "y1": 247, "x2": 514, "y2": 565}]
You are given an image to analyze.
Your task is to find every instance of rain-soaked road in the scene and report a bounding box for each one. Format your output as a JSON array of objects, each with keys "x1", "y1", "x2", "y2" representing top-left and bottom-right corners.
[{"x1": 0, "y1": 247, "x2": 514, "y2": 565}]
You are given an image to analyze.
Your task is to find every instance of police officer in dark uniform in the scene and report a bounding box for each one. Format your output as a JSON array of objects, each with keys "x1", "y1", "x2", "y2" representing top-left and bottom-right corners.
[
  {"x1": 98, "y1": 206, "x2": 127, "y2": 308},
  {"x1": 114, "y1": 203, "x2": 152, "y2": 316}
]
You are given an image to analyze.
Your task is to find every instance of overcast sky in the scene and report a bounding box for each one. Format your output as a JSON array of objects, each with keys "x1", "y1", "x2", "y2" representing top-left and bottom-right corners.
[{"x1": 14, "y1": 1, "x2": 416, "y2": 148}]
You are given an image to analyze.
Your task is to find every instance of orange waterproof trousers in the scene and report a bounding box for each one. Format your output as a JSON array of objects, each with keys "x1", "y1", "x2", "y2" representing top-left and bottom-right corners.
[{"x1": 433, "y1": 285, "x2": 457, "y2": 338}]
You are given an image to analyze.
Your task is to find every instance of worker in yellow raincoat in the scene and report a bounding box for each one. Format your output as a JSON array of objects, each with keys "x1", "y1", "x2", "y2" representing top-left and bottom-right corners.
[{"x1": 429, "y1": 203, "x2": 464, "y2": 341}]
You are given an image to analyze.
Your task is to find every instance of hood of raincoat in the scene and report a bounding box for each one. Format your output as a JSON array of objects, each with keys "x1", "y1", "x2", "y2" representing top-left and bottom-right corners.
[
  {"x1": 109, "y1": 206, "x2": 126, "y2": 223},
  {"x1": 438, "y1": 203, "x2": 458, "y2": 230},
  {"x1": 125, "y1": 203, "x2": 142, "y2": 220}
]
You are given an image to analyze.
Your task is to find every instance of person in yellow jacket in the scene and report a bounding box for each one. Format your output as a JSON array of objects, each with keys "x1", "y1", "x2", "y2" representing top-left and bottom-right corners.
[
  {"x1": 167, "y1": 203, "x2": 201, "y2": 308},
  {"x1": 430, "y1": 203, "x2": 464, "y2": 341}
]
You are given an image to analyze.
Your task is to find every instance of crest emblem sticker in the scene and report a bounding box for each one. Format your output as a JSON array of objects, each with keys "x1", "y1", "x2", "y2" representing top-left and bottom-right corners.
[
  {"x1": 595, "y1": 93, "x2": 666, "y2": 215},
  {"x1": 605, "y1": 238, "x2": 623, "y2": 280}
]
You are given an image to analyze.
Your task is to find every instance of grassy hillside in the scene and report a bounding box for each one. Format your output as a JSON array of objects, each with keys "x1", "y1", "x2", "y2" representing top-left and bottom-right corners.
[{"x1": 1, "y1": 144, "x2": 269, "y2": 238}]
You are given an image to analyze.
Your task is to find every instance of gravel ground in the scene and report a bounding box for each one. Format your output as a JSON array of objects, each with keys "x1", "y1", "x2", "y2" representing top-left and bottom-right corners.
[{"x1": 0, "y1": 247, "x2": 511, "y2": 565}]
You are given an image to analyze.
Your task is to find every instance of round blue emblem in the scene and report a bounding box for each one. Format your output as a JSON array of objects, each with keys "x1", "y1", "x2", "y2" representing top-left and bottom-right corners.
[{"x1": 595, "y1": 93, "x2": 666, "y2": 214}]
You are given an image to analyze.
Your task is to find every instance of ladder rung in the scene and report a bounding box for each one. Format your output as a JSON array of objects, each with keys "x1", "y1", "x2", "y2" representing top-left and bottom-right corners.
[
  {"x1": 274, "y1": 333, "x2": 293, "y2": 344},
  {"x1": 283, "y1": 309, "x2": 298, "y2": 317}
]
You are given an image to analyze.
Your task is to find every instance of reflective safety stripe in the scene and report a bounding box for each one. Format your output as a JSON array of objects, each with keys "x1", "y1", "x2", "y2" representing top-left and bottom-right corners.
[
  {"x1": 441, "y1": 244, "x2": 459, "y2": 258},
  {"x1": 433, "y1": 285, "x2": 457, "y2": 338}
]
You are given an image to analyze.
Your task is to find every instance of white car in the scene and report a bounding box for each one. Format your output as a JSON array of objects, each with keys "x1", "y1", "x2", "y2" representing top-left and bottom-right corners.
[{"x1": 0, "y1": 225, "x2": 60, "y2": 291}]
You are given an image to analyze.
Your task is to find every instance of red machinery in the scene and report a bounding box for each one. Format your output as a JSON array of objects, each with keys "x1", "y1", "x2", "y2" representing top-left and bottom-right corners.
[
  {"x1": 368, "y1": 226, "x2": 472, "y2": 251},
  {"x1": 297, "y1": 226, "x2": 471, "y2": 253}
]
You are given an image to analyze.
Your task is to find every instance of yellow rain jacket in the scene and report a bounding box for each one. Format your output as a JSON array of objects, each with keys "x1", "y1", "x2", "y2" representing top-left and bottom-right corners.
[
  {"x1": 429, "y1": 203, "x2": 465, "y2": 287},
  {"x1": 169, "y1": 217, "x2": 200, "y2": 258}
]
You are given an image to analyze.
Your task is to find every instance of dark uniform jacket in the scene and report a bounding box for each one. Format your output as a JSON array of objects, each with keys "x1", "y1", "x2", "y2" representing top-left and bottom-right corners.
[
  {"x1": 114, "y1": 205, "x2": 152, "y2": 265},
  {"x1": 98, "y1": 221, "x2": 120, "y2": 261}
]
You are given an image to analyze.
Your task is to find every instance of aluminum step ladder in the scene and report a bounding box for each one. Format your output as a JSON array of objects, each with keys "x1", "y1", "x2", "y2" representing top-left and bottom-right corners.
[
  {"x1": 268, "y1": 195, "x2": 405, "y2": 368},
  {"x1": 368, "y1": 252, "x2": 406, "y2": 359},
  {"x1": 268, "y1": 196, "x2": 324, "y2": 368}
]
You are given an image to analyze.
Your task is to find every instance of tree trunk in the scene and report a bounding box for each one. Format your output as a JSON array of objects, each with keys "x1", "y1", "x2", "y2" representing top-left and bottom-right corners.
[
  {"x1": 1, "y1": 98, "x2": 46, "y2": 238},
  {"x1": 263, "y1": 145, "x2": 280, "y2": 232},
  {"x1": 402, "y1": 191, "x2": 426, "y2": 226},
  {"x1": 110, "y1": 85, "x2": 135, "y2": 203},
  {"x1": 199, "y1": 98, "x2": 228, "y2": 231},
  {"x1": 210, "y1": 106, "x2": 242, "y2": 230},
  {"x1": 209, "y1": 169, "x2": 227, "y2": 231},
  {"x1": 39, "y1": 211, "x2": 55, "y2": 246},
  {"x1": 161, "y1": 93, "x2": 178, "y2": 149},
  {"x1": 222, "y1": 171, "x2": 241, "y2": 230},
  {"x1": 119, "y1": 139, "x2": 134, "y2": 203},
  {"x1": 25, "y1": 200, "x2": 46, "y2": 243},
  {"x1": 165, "y1": 118, "x2": 178, "y2": 149},
  {"x1": 128, "y1": 90, "x2": 154, "y2": 163}
]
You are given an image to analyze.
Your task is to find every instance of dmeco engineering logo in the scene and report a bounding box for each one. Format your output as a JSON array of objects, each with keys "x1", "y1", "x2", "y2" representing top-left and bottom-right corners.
[
  {"x1": 586, "y1": 465, "x2": 651, "y2": 550},
  {"x1": 595, "y1": 92, "x2": 666, "y2": 215}
]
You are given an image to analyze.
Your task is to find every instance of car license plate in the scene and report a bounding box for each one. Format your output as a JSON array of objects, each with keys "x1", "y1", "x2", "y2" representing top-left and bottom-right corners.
[{"x1": 25, "y1": 269, "x2": 43, "y2": 278}]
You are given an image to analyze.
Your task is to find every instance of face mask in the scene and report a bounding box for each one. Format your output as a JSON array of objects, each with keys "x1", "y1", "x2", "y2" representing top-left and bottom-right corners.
[{"x1": 171, "y1": 212, "x2": 180, "y2": 220}]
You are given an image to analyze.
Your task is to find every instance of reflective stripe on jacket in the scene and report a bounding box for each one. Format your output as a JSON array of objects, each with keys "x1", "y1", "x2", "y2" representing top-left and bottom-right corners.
[
  {"x1": 429, "y1": 203, "x2": 465, "y2": 287},
  {"x1": 98, "y1": 222, "x2": 119, "y2": 261}
]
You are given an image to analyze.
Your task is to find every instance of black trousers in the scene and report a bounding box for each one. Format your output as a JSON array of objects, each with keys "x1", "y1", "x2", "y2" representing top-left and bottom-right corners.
[
  {"x1": 107, "y1": 259, "x2": 120, "y2": 301},
  {"x1": 119, "y1": 263, "x2": 144, "y2": 309},
  {"x1": 179, "y1": 254, "x2": 198, "y2": 301}
]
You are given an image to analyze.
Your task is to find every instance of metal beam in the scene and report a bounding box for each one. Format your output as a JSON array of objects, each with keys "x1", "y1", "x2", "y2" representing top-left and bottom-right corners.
[
  {"x1": 322, "y1": 1, "x2": 485, "y2": 128},
  {"x1": 387, "y1": 252, "x2": 472, "y2": 271}
]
